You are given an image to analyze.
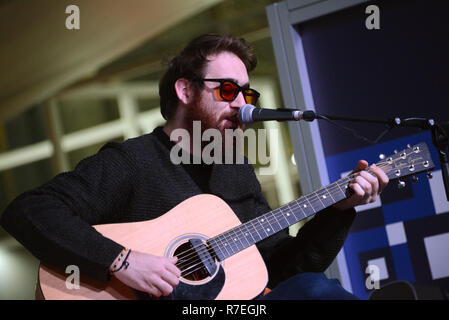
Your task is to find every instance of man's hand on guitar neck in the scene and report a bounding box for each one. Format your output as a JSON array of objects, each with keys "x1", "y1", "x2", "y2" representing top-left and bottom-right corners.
[
  {"x1": 333, "y1": 160, "x2": 389, "y2": 212},
  {"x1": 111, "y1": 250, "x2": 181, "y2": 298}
]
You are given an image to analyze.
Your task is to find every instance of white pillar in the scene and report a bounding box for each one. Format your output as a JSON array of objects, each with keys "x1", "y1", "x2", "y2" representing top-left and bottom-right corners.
[
  {"x1": 118, "y1": 94, "x2": 140, "y2": 139},
  {"x1": 44, "y1": 98, "x2": 70, "y2": 172}
]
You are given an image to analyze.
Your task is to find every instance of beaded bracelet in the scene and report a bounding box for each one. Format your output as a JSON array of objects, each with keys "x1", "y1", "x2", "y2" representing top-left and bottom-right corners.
[{"x1": 110, "y1": 248, "x2": 131, "y2": 274}]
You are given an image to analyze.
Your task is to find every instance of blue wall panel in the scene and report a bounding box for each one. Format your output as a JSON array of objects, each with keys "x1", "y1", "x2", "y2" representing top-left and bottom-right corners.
[{"x1": 326, "y1": 131, "x2": 448, "y2": 298}]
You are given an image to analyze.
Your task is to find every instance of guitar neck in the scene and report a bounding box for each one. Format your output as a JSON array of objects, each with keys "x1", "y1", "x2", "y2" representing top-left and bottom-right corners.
[
  {"x1": 207, "y1": 141, "x2": 434, "y2": 262},
  {"x1": 208, "y1": 175, "x2": 351, "y2": 261}
]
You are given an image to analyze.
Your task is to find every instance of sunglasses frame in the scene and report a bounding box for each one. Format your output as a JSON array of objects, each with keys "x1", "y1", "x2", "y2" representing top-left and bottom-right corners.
[{"x1": 199, "y1": 78, "x2": 260, "y2": 105}]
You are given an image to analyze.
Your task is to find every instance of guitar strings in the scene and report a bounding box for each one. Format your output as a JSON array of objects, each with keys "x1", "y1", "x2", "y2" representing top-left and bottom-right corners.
[
  {"x1": 175, "y1": 154, "x2": 427, "y2": 277},
  {"x1": 175, "y1": 159, "x2": 390, "y2": 267},
  {"x1": 175, "y1": 174, "x2": 355, "y2": 274},
  {"x1": 178, "y1": 175, "x2": 355, "y2": 277},
  {"x1": 179, "y1": 163, "x2": 422, "y2": 278},
  {"x1": 180, "y1": 160, "x2": 426, "y2": 279},
  {"x1": 175, "y1": 156, "x2": 425, "y2": 276},
  {"x1": 177, "y1": 159, "x2": 411, "y2": 276}
]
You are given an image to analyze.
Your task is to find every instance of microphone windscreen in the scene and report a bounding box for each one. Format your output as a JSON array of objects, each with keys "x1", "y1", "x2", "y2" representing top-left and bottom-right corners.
[{"x1": 238, "y1": 104, "x2": 256, "y2": 125}]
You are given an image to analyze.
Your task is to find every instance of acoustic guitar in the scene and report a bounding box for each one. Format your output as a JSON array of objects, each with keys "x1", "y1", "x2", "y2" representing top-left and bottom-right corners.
[{"x1": 36, "y1": 142, "x2": 435, "y2": 300}]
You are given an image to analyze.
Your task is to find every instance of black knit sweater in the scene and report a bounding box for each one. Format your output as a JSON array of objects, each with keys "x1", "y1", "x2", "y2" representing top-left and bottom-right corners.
[{"x1": 1, "y1": 127, "x2": 356, "y2": 288}]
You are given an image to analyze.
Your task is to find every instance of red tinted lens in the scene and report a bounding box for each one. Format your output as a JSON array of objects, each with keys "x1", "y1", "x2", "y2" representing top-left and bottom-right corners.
[{"x1": 220, "y1": 81, "x2": 238, "y2": 101}]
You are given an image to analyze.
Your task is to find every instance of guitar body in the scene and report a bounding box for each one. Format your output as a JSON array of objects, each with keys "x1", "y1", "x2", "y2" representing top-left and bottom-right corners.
[{"x1": 37, "y1": 194, "x2": 269, "y2": 300}]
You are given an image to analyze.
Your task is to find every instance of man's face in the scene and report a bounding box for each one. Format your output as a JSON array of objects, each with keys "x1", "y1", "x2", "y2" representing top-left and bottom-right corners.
[{"x1": 186, "y1": 51, "x2": 249, "y2": 136}]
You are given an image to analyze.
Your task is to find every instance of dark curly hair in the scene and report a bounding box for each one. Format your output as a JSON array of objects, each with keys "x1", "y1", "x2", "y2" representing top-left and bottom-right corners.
[{"x1": 159, "y1": 34, "x2": 257, "y2": 120}]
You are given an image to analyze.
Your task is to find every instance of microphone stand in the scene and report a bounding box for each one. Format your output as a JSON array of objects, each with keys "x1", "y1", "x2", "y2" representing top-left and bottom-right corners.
[{"x1": 290, "y1": 109, "x2": 449, "y2": 201}]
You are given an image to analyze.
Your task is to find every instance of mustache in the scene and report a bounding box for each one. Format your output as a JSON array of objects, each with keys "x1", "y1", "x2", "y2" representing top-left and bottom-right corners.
[{"x1": 222, "y1": 112, "x2": 240, "y2": 123}]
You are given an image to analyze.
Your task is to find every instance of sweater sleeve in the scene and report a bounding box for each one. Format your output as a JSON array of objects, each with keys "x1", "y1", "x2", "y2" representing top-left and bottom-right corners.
[
  {"x1": 0, "y1": 142, "x2": 136, "y2": 282},
  {"x1": 253, "y1": 186, "x2": 356, "y2": 288}
]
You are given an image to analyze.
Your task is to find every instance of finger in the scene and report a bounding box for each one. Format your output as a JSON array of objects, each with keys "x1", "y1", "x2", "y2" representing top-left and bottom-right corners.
[
  {"x1": 170, "y1": 256, "x2": 178, "y2": 264},
  {"x1": 359, "y1": 170, "x2": 379, "y2": 195},
  {"x1": 166, "y1": 260, "x2": 182, "y2": 278},
  {"x1": 348, "y1": 182, "x2": 365, "y2": 204},
  {"x1": 343, "y1": 182, "x2": 364, "y2": 208},
  {"x1": 153, "y1": 277, "x2": 174, "y2": 296},
  {"x1": 146, "y1": 284, "x2": 162, "y2": 298},
  {"x1": 162, "y1": 269, "x2": 180, "y2": 287},
  {"x1": 351, "y1": 181, "x2": 378, "y2": 206},
  {"x1": 357, "y1": 172, "x2": 380, "y2": 204},
  {"x1": 370, "y1": 164, "x2": 389, "y2": 193},
  {"x1": 354, "y1": 175, "x2": 372, "y2": 199},
  {"x1": 351, "y1": 160, "x2": 369, "y2": 174}
]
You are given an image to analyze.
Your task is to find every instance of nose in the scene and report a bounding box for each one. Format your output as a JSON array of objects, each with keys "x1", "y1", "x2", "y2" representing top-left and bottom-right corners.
[{"x1": 230, "y1": 91, "x2": 246, "y2": 109}]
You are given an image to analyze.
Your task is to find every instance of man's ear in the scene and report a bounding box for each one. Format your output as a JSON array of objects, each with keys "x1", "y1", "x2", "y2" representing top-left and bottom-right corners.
[{"x1": 174, "y1": 78, "x2": 194, "y2": 105}]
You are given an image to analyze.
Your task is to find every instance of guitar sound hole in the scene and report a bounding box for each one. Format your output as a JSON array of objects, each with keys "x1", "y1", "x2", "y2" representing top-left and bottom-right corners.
[{"x1": 174, "y1": 241, "x2": 214, "y2": 282}]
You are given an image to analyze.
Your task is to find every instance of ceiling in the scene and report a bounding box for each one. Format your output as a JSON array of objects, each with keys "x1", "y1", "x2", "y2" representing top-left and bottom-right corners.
[
  {"x1": 94, "y1": 0, "x2": 279, "y2": 84},
  {"x1": 0, "y1": 0, "x2": 280, "y2": 123},
  {"x1": 0, "y1": 0, "x2": 228, "y2": 122}
]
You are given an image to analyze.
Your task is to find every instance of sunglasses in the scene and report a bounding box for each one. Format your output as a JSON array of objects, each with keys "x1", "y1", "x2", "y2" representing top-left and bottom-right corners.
[{"x1": 199, "y1": 78, "x2": 260, "y2": 105}]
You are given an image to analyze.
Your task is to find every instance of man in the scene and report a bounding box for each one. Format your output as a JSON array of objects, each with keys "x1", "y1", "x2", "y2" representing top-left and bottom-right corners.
[{"x1": 1, "y1": 34, "x2": 388, "y2": 299}]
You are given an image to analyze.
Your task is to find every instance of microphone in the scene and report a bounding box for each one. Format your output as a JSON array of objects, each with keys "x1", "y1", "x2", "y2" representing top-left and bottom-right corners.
[{"x1": 238, "y1": 104, "x2": 316, "y2": 125}]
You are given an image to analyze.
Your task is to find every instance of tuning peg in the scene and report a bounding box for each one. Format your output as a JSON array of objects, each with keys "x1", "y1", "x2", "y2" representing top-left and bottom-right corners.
[
  {"x1": 412, "y1": 175, "x2": 419, "y2": 183},
  {"x1": 397, "y1": 180, "x2": 406, "y2": 189},
  {"x1": 394, "y1": 150, "x2": 398, "y2": 154},
  {"x1": 427, "y1": 172, "x2": 433, "y2": 179},
  {"x1": 407, "y1": 144, "x2": 411, "y2": 148},
  {"x1": 379, "y1": 154, "x2": 385, "y2": 160}
]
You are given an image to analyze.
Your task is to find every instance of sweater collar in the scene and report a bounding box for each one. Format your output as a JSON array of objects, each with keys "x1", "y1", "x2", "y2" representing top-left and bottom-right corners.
[
  {"x1": 151, "y1": 126, "x2": 256, "y2": 200},
  {"x1": 153, "y1": 126, "x2": 176, "y2": 150}
]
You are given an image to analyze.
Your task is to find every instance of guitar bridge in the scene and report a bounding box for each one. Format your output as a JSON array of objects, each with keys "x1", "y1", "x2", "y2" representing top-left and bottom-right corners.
[{"x1": 188, "y1": 238, "x2": 217, "y2": 277}]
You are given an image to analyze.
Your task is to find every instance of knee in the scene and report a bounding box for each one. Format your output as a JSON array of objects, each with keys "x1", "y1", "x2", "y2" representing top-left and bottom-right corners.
[
  {"x1": 294, "y1": 273, "x2": 331, "y2": 297},
  {"x1": 289, "y1": 273, "x2": 348, "y2": 300}
]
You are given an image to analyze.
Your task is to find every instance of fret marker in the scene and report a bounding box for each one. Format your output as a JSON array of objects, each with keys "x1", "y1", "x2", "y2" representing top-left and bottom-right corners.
[
  {"x1": 322, "y1": 195, "x2": 327, "y2": 199},
  {"x1": 234, "y1": 238, "x2": 237, "y2": 242},
  {"x1": 287, "y1": 213, "x2": 290, "y2": 216},
  {"x1": 303, "y1": 204, "x2": 307, "y2": 208},
  {"x1": 266, "y1": 228, "x2": 270, "y2": 232}
]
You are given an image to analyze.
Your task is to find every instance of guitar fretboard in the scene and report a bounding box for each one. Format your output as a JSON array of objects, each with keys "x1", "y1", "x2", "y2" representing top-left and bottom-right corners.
[
  {"x1": 207, "y1": 175, "x2": 351, "y2": 261},
  {"x1": 207, "y1": 141, "x2": 434, "y2": 262}
]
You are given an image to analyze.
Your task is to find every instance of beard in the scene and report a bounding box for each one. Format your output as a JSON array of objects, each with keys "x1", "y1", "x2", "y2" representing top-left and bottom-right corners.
[
  {"x1": 184, "y1": 92, "x2": 217, "y2": 135},
  {"x1": 183, "y1": 93, "x2": 245, "y2": 164}
]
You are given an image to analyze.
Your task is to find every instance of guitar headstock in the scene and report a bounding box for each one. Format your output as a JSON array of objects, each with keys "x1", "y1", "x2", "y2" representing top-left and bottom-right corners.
[{"x1": 375, "y1": 142, "x2": 435, "y2": 187}]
